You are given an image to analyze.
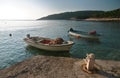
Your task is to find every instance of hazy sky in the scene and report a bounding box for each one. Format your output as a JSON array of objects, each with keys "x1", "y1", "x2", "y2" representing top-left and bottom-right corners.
[{"x1": 0, "y1": 0, "x2": 120, "y2": 20}]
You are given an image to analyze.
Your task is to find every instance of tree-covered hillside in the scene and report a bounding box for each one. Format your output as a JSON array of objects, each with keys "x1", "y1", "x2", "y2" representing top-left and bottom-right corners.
[
  {"x1": 93, "y1": 8, "x2": 120, "y2": 18},
  {"x1": 38, "y1": 8, "x2": 120, "y2": 20}
]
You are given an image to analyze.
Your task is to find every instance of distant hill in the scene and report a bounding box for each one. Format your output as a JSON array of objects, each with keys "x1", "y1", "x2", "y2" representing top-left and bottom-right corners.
[
  {"x1": 92, "y1": 8, "x2": 120, "y2": 18},
  {"x1": 38, "y1": 8, "x2": 120, "y2": 20}
]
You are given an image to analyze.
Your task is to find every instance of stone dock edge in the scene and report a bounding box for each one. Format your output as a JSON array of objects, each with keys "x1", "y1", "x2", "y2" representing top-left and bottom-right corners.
[{"x1": 0, "y1": 55, "x2": 120, "y2": 78}]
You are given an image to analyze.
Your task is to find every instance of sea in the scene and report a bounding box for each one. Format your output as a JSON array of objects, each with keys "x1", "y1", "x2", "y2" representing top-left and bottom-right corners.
[{"x1": 0, "y1": 20, "x2": 120, "y2": 69}]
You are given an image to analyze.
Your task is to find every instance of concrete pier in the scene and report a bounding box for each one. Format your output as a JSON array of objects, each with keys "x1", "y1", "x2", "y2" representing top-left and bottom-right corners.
[{"x1": 0, "y1": 55, "x2": 120, "y2": 78}]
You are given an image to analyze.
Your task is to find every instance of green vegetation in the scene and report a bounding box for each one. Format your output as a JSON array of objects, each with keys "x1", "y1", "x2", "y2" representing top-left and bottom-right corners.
[
  {"x1": 38, "y1": 11, "x2": 104, "y2": 20},
  {"x1": 38, "y1": 8, "x2": 120, "y2": 20},
  {"x1": 93, "y1": 8, "x2": 120, "y2": 18}
]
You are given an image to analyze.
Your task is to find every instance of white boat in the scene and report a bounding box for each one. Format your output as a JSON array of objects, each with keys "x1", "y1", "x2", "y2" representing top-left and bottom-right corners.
[
  {"x1": 24, "y1": 37, "x2": 74, "y2": 51},
  {"x1": 68, "y1": 28, "x2": 100, "y2": 39}
]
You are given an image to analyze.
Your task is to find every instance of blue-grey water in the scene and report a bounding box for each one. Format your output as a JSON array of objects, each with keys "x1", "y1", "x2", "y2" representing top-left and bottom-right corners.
[{"x1": 0, "y1": 20, "x2": 120, "y2": 69}]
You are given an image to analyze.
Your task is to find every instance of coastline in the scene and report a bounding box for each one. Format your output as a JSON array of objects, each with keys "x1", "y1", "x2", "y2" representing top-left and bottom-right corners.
[
  {"x1": 38, "y1": 18, "x2": 120, "y2": 22},
  {"x1": 0, "y1": 55, "x2": 120, "y2": 78},
  {"x1": 81, "y1": 18, "x2": 120, "y2": 22}
]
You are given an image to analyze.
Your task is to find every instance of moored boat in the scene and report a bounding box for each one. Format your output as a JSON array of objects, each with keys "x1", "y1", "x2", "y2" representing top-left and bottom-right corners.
[
  {"x1": 68, "y1": 28, "x2": 100, "y2": 39},
  {"x1": 24, "y1": 36, "x2": 74, "y2": 51}
]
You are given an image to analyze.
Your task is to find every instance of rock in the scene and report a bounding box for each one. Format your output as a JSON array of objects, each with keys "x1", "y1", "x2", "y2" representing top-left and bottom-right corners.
[
  {"x1": 0, "y1": 55, "x2": 120, "y2": 78},
  {"x1": 84, "y1": 53, "x2": 95, "y2": 71}
]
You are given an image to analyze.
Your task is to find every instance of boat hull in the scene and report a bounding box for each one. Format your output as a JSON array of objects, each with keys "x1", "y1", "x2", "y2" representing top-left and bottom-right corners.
[
  {"x1": 69, "y1": 31, "x2": 99, "y2": 39},
  {"x1": 24, "y1": 38, "x2": 74, "y2": 51}
]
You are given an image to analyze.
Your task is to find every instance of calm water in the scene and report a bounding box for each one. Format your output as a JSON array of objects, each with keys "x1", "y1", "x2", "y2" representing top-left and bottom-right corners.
[{"x1": 0, "y1": 20, "x2": 120, "y2": 69}]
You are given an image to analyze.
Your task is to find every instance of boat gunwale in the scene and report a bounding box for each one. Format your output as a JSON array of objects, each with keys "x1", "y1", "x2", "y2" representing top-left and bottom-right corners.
[
  {"x1": 68, "y1": 30, "x2": 100, "y2": 39},
  {"x1": 24, "y1": 38, "x2": 74, "y2": 47}
]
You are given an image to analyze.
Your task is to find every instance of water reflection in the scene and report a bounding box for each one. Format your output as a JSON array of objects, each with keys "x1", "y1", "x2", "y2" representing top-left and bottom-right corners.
[
  {"x1": 82, "y1": 38, "x2": 101, "y2": 44},
  {"x1": 25, "y1": 46, "x2": 70, "y2": 57}
]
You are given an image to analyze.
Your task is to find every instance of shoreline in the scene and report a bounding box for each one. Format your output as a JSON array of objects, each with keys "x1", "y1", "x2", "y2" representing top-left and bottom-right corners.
[
  {"x1": 38, "y1": 18, "x2": 120, "y2": 22},
  {"x1": 0, "y1": 55, "x2": 120, "y2": 78},
  {"x1": 75, "y1": 18, "x2": 120, "y2": 22}
]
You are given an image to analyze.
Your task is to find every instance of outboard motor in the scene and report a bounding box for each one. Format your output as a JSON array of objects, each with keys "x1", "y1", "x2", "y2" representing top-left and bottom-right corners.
[
  {"x1": 70, "y1": 28, "x2": 73, "y2": 31},
  {"x1": 27, "y1": 34, "x2": 30, "y2": 38}
]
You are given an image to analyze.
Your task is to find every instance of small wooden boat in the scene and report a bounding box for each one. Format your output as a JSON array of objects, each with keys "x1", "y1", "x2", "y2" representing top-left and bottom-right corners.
[
  {"x1": 24, "y1": 36, "x2": 74, "y2": 51},
  {"x1": 68, "y1": 28, "x2": 100, "y2": 39}
]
